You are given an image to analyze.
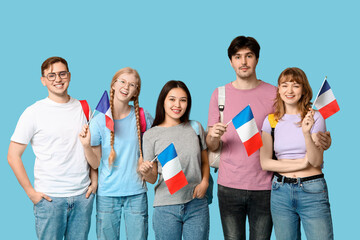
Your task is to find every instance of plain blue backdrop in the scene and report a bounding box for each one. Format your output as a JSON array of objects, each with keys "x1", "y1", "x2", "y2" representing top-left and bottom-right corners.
[{"x1": 1, "y1": 0, "x2": 358, "y2": 239}]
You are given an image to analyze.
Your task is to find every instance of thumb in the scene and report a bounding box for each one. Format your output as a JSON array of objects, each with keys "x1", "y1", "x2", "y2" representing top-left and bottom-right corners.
[
  {"x1": 85, "y1": 188, "x2": 92, "y2": 199},
  {"x1": 192, "y1": 188, "x2": 197, "y2": 199},
  {"x1": 42, "y1": 193, "x2": 52, "y2": 202}
]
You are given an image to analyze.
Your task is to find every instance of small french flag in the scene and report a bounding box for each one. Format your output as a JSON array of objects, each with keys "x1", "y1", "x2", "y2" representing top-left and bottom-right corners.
[
  {"x1": 95, "y1": 91, "x2": 114, "y2": 132},
  {"x1": 231, "y1": 105, "x2": 263, "y2": 156},
  {"x1": 314, "y1": 77, "x2": 340, "y2": 119},
  {"x1": 157, "y1": 143, "x2": 188, "y2": 195}
]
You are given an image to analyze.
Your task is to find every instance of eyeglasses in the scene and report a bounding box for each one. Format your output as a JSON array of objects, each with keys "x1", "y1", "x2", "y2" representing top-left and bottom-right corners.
[
  {"x1": 44, "y1": 71, "x2": 69, "y2": 81},
  {"x1": 116, "y1": 79, "x2": 138, "y2": 89}
]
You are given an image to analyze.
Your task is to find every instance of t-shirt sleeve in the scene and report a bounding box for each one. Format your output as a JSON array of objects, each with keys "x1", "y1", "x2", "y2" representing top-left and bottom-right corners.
[
  {"x1": 197, "y1": 121, "x2": 207, "y2": 150},
  {"x1": 311, "y1": 111, "x2": 326, "y2": 133},
  {"x1": 143, "y1": 131, "x2": 155, "y2": 162},
  {"x1": 207, "y1": 88, "x2": 220, "y2": 127},
  {"x1": 90, "y1": 117, "x2": 102, "y2": 146},
  {"x1": 11, "y1": 107, "x2": 36, "y2": 145},
  {"x1": 144, "y1": 109, "x2": 154, "y2": 130},
  {"x1": 261, "y1": 115, "x2": 272, "y2": 135}
]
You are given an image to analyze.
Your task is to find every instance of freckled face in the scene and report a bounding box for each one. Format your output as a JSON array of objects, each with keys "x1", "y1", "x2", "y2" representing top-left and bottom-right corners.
[
  {"x1": 112, "y1": 73, "x2": 139, "y2": 103},
  {"x1": 279, "y1": 81, "x2": 303, "y2": 107}
]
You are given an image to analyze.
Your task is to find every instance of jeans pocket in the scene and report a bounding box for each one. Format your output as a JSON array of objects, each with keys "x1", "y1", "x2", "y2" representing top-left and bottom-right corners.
[
  {"x1": 96, "y1": 196, "x2": 114, "y2": 213},
  {"x1": 34, "y1": 198, "x2": 45, "y2": 207},
  {"x1": 301, "y1": 179, "x2": 326, "y2": 194},
  {"x1": 129, "y1": 193, "x2": 148, "y2": 215},
  {"x1": 271, "y1": 180, "x2": 281, "y2": 191}
]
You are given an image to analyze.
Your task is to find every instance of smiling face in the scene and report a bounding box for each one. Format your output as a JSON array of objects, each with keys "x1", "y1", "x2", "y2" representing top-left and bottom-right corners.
[
  {"x1": 278, "y1": 80, "x2": 303, "y2": 109},
  {"x1": 163, "y1": 87, "x2": 188, "y2": 124},
  {"x1": 41, "y1": 62, "x2": 70, "y2": 102},
  {"x1": 112, "y1": 73, "x2": 139, "y2": 104},
  {"x1": 230, "y1": 48, "x2": 258, "y2": 80}
]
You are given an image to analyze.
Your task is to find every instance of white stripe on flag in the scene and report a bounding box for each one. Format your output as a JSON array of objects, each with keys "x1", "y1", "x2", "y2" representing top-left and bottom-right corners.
[
  {"x1": 162, "y1": 156, "x2": 182, "y2": 181},
  {"x1": 105, "y1": 107, "x2": 113, "y2": 119},
  {"x1": 236, "y1": 118, "x2": 258, "y2": 142},
  {"x1": 314, "y1": 89, "x2": 336, "y2": 109}
]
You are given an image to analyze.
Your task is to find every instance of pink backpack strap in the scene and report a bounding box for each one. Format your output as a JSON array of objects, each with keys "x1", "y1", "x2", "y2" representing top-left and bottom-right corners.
[
  {"x1": 139, "y1": 107, "x2": 146, "y2": 133},
  {"x1": 80, "y1": 100, "x2": 90, "y2": 122}
]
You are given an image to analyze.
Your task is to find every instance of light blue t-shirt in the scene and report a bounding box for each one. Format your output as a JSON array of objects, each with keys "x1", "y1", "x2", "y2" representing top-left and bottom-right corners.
[{"x1": 90, "y1": 106, "x2": 153, "y2": 196}]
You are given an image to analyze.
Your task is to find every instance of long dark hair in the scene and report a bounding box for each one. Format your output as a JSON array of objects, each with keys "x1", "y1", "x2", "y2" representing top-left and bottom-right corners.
[{"x1": 152, "y1": 80, "x2": 192, "y2": 127}]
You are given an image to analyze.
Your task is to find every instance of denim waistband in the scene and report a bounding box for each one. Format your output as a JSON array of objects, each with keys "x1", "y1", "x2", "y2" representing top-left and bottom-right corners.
[{"x1": 274, "y1": 172, "x2": 324, "y2": 184}]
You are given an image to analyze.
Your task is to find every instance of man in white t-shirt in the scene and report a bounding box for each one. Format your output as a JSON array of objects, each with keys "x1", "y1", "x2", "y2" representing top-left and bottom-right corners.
[{"x1": 8, "y1": 57, "x2": 97, "y2": 240}]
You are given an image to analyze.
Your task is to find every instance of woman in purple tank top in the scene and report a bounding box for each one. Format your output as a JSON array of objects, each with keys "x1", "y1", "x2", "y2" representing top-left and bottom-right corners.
[{"x1": 260, "y1": 67, "x2": 333, "y2": 240}]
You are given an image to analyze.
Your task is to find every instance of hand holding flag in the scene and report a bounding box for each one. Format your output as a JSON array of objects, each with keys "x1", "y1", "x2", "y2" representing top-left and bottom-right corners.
[
  {"x1": 157, "y1": 143, "x2": 188, "y2": 194},
  {"x1": 95, "y1": 90, "x2": 114, "y2": 131},
  {"x1": 314, "y1": 77, "x2": 340, "y2": 119},
  {"x1": 227, "y1": 105, "x2": 263, "y2": 156}
]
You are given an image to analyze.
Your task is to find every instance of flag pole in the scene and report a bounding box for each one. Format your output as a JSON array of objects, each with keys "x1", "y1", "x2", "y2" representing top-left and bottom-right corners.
[
  {"x1": 225, "y1": 119, "x2": 232, "y2": 126},
  {"x1": 226, "y1": 104, "x2": 250, "y2": 126},
  {"x1": 150, "y1": 155, "x2": 158, "y2": 162},
  {"x1": 313, "y1": 76, "x2": 327, "y2": 108},
  {"x1": 88, "y1": 109, "x2": 96, "y2": 124}
]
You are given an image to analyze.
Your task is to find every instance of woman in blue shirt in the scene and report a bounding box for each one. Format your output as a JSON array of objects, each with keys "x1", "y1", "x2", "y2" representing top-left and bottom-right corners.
[{"x1": 79, "y1": 67, "x2": 153, "y2": 240}]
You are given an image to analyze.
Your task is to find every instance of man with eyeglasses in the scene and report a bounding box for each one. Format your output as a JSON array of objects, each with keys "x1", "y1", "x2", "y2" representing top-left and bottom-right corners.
[{"x1": 8, "y1": 56, "x2": 97, "y2": 240}]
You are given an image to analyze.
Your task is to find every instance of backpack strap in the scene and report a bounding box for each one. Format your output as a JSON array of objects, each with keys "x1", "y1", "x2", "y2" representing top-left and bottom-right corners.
[
  {"x1": 218, "y1": 86, "x2": 225, "y2": 122},
  {"x1": 268, "y1": 114, "x2": 278, "y2": 160},
  {"x1": 80, "y1": 100, "x2": 90, "y2": 122},
  {"x1": 268, "y1": 113, "x2": 278, "y2": 129},
  {"x1": 139, "y1": 107, "x2": 147, "y2": 134},
  {"x1": 190, "y1": 120, "x2": 203, "y2": 151}
]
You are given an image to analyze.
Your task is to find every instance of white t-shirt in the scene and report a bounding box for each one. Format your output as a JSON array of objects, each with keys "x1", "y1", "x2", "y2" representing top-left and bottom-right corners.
[{"x1": 11, "y1": 97, "x2": 90, "y2": 197}]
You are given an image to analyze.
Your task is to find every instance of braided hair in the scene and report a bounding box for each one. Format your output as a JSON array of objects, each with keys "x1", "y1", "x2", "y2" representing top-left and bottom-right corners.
[{"x1": 108, "y1": 67, "x2": 142, "y2": 166}]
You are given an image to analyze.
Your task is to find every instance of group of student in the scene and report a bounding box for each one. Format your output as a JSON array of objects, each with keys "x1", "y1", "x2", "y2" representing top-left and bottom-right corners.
[{"x1": 8, "y1": 35, "x2": 334, "y2": 240}]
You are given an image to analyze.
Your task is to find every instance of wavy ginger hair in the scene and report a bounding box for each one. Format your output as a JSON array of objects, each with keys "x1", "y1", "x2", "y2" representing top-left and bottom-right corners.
[
  {"x1": 274, "y1": 67, "x2": 313, "y2": 122},
  {"x1": 108, "y1": 67, "x2": 143, "y2": 166}
]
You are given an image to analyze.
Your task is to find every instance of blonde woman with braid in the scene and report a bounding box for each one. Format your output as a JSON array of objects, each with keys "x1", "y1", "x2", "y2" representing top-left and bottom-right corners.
[{"x1": 79, "y1": 67, "x2": 153, "y2": 240}]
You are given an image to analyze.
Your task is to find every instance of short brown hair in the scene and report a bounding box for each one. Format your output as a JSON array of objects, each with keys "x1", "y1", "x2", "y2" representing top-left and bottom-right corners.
[
  {"x1": 228, "y1": 36, "x2": 260, "y2": 60},
  {"x1": 41, "y1": 56, "x2": 69, "y2": 76}
]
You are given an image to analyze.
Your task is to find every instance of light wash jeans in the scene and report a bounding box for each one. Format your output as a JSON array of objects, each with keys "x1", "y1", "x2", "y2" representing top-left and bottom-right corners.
[
  {"x1": 152, "y1": 198, "x2": 209, "y2": 240},
  {"x1": 96, "y1": 192, "x2": 148, "y2": 240},
  {"x1": 33, "y1": 192, "x2": 94, "y2": 240},
  {"x1": 271, "y1": 175, "x2": 334, "y2": 240}
]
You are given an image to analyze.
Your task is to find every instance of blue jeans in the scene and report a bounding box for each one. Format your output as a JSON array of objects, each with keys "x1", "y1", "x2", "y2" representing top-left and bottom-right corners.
[
  {"x1": 271, "y1": 175, "x2": 334, "y2": 240},
  {"x1": 218, "y1": 184, "x2": 272, "y2": 240},
  {"x1": 33, "y1": 192, "x2": 94, "y2": 240},
  {"x1": 96, "y1": 192, "x2": 148, "y2": 240},
  {"x1": 152, "y1": 198, "x2": 209, "y2": 240}
]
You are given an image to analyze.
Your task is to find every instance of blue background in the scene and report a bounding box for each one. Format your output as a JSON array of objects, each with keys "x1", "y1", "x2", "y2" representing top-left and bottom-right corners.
[{"x1": 1, "y1": 0, "x2": 358, "y2": 239}]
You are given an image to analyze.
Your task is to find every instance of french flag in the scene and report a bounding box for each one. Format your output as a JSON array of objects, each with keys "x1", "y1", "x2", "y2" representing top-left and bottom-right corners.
[
  {"x1": 231, "y1": 105, "x2": 263, "y2": 156},
  {"x1": 314, "y1": 78, "x2": 340, "y2": 119},
  {"x1": 95, "y1": 91, "x2": 114, "y2": 131},
  {"x1": 157, "y1": 143, "x2": 188, "y2": 195}
]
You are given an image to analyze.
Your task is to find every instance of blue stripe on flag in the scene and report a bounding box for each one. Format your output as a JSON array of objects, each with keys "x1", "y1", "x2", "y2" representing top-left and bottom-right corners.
[
  {"x1": 95, "y1": 91, "x2": 110, "y2": 114},
  {"x1": 319, "y1": 80, "x2": 331, "y2": 96},
  {"x1": 232, "y1": 105, "x2": 254, "y2": 129},
  {"x1": 157, "y1": 143, "x2": 178, "y2": 167}
]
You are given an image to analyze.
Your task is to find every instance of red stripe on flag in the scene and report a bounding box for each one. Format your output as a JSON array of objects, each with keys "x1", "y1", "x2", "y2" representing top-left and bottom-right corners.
[
  {"x1": 105, "y1": 115, "x2": 114, "y2": 131},
  {"x1": 319, "y1": 100, "x2": 340, "y2": 119},
  {"x1": 243, "y1": 132, "x2": 263, "y2": 156},
  {"x1": 165, "y1": 171, "x2": 188, "y2": 195}
]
